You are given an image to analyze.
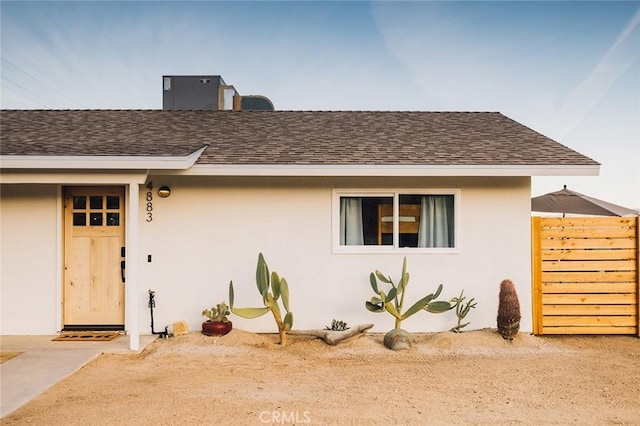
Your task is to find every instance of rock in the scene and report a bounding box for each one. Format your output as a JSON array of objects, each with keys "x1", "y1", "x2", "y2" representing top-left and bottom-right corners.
[
  {"x1": 383, "y1": 329, "x2": 413, "y2": 350},
  {"x1": 172, "y1": 321, "x2": 189, "y2": 336}
]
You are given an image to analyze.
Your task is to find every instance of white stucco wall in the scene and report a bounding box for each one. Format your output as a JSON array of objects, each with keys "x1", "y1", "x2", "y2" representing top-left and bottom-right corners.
[
  {"x1": 138, "y1": 176, "x2": 532, "y2": 336},
  {"x1": 0, "y1": 176, "x2": 532, "y2": 336},
  {"x1": 0, "y1": 185, "x2": 60, "y2": 334}
]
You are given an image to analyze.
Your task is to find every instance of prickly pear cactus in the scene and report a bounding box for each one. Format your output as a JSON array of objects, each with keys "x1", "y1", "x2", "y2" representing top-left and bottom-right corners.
[
  {"x1": 365, "y1": 257, "x2": 452, "y2": 330},
  {"x1": 229, "y1": 253, "x2": 293, "y2": 345}
]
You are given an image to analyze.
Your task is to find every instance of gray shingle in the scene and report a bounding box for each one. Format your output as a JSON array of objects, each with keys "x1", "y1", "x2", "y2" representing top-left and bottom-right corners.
[{"x1": 0, "y1": 110, "x2": 598, "y2": 166}]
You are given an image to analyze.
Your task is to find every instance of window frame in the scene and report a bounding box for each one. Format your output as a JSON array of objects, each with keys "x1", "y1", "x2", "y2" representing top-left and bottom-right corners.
[{"x1": 332, "y1": 188, "x2": 461, "y2": 254}]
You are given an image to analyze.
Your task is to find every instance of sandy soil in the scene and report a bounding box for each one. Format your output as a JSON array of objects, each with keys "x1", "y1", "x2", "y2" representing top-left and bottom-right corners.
[{"x1": 3, "y1": 328, "x2": 639, "y2": 425}]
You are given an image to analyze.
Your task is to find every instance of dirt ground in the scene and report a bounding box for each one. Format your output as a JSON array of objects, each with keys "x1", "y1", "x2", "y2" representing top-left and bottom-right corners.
[{"x1": 2, "y1": 328, "x2": 639, "y2": 425}]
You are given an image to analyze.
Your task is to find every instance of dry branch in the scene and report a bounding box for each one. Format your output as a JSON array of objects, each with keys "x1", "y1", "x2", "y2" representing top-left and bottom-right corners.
[{"x1": 290, "y1": 324, "x2": 374, "y2": 345}]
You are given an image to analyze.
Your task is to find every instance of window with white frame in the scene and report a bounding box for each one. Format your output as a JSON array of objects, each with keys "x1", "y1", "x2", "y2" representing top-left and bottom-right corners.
[{"x1": 335, "y1": 190, "x2": 458, "y2": 250}]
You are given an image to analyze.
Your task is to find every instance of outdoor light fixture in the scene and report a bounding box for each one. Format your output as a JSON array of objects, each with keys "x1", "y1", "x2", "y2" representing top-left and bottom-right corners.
[{"x1": 158, "y1": 186, "x2": 171, "y2": 198}]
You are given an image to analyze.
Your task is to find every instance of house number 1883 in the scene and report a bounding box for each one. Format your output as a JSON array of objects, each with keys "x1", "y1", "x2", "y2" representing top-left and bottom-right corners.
[{"x1": 145, "y1": 181, "x2": 153, "y2": 222}]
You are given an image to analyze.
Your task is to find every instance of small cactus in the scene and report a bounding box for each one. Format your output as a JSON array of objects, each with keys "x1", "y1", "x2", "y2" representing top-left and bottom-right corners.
[
  {"x1": 229, "y1": 253, "x2": 293, "y2": 345},
  {"x1": 450, "y1": 290, "x2": 477, "y2": 333},
  {"x1": 497, "y1": 279, "x2": 520, "y2": 341},
  {"x1": 325, "y1": 319, "x2": 349, "y2": 331},
  {"x1": 202, "y1": 301, "x2": 231, "y2": 323}
]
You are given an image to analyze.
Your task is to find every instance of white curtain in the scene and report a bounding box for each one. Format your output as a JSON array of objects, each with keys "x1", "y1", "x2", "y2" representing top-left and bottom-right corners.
[
  {"x1": 340, "y1": 197, "x2": 364, "y2": 245},
  {"x1": 418, "y1": 195, "x2": 453, "y2": 248}
]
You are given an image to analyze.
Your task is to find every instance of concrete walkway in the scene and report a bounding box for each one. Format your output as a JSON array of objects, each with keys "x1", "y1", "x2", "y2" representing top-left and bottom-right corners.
[{"x1": 0, "y1": 334, "x2": 157, "y2": 418}]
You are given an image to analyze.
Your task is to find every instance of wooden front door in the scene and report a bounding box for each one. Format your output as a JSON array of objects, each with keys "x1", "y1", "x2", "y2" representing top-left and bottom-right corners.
[{"x1": 63, "y1": 187, "x2": 125, "y2": 329}]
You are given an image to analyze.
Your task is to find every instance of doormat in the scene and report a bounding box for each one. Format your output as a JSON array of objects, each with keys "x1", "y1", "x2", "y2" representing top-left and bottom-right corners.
[{"x1": 52, "y1": 332, "x2": 120, "y2": 342}]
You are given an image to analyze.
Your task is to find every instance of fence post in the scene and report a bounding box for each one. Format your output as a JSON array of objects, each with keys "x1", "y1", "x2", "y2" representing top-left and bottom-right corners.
[
  {"x1": 637, "y1": 216, "x2": 639, "y2": 338},
  {"x1": 531, "y1": 216, "x2": 543, "y2": 335}
]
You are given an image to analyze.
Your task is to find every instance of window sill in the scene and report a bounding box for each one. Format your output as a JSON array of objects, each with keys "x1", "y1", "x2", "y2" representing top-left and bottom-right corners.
[{"x1": 333, "y1": 246, "x2": 461, "y2": 255}]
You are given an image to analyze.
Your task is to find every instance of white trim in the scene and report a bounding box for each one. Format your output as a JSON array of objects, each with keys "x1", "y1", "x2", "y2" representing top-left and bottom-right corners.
[
  {"x1": 169, "y1": 164, "x2": 600, "y2": 177},
  {"x1": 55, "y1": 186, "x2": 63, "y2": 332},
  {"x1": 0, "y1": 153, "x2": 599, "y2": 178},
  {"x1": 126, "y1": 183, "x2": 140, "y2": 351},
  {"x1": 0, "y1": 146, "x2": 207, "y2": 170},
  {"x1": 332, "y1": 188, "x2": 462, "y2": 254},
  {"x1": 0, "y1": 172, "x2": 149, "y2": 185}
]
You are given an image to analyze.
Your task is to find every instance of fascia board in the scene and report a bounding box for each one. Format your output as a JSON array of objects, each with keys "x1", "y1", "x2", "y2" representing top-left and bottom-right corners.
[
  {"x1": 0, "y1": 146, "x2": 207, "y2": 170},
  {"x1": 164, "y1": 164, "x2": 600, "y2": 177},
  {"x1": 0, "y1": 172, "x2": 149, "y2": 184}
]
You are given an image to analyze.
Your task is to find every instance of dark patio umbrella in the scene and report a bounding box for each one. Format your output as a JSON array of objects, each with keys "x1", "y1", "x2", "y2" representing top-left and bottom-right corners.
[{"x1": 531, "y1": 185, "x2": 638, "y2": 217}]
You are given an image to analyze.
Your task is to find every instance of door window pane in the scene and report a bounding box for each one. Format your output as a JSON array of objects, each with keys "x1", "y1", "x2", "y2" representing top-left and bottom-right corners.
[
  {"x1": 90, "y1": 196, "x2": 103, "y2": 210},
  {"x1": 106, "y1": 213, "x2": 120, "y2": 226},
  {"x1": 73, "y1": 196, "x2": 86, "y2": 209},
  {"x1": 106, "y1": 196, "x2": 120, "y2": 210},
  {"x1": 73, "y1": 213, "x2": 86, "y2": 226},
  {"x1": 90, "y1": 213, "x2": 103, "y2": 226}
]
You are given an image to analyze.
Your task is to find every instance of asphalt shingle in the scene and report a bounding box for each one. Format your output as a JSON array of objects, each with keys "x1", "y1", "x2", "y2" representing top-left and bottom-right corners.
[{"x1": 0, "y1": 110, "x2": 598, "y2": 166}]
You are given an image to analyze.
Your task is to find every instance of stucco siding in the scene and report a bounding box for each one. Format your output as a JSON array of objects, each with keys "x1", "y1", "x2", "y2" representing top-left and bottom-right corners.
[
  {"x1": 0, "y1": 185, "x2": 60, "y2": 334},
  {"x1": 0, "y1": 177, "x2": 532, "y2": 337},
  {"x1": 138, "y1": 176, "x2": 532, "y2": 335}
]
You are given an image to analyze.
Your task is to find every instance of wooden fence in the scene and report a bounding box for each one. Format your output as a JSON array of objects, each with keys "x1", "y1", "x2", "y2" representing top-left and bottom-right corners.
[{"x1": 532, "y1": 216, "x2": 639, "y2": 335}]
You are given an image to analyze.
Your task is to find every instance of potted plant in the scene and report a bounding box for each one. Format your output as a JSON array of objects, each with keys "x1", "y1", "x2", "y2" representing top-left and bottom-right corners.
[{"x1": 201, "y1": 301, "x2": 232, "y2": 336}]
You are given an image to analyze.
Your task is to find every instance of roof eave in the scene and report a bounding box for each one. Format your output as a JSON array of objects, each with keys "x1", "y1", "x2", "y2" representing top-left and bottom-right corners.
[
  {"x1": 0, "y1": 146, "x2": 207, "y2": 170},
  {"x1": 167, "y1": 164, "x2": 600, "y2": 177}
]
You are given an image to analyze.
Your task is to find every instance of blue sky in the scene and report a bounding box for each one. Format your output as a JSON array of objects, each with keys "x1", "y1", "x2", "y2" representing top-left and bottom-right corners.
[{"x1": 2, "y1": 1, "x2": 639, "y2": 209}]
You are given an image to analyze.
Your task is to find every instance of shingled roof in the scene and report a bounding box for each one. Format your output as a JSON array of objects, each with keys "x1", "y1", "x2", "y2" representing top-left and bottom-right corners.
[{"x1": 0, "y1": 110, "x2": 598, "y2": 167}]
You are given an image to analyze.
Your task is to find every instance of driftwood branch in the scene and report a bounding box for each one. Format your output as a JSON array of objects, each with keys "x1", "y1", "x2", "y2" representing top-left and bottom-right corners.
[{"x1": 289, "y1": 324, "x2": 374, "y2": 345}]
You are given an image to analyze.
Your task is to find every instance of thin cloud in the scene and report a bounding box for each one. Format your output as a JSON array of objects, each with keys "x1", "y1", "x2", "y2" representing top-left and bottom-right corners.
[{"x1": 550, "y1": 7, "x2": 640, "y2": 140}]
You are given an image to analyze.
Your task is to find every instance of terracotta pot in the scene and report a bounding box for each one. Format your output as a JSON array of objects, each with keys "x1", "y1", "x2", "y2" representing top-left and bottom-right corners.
[{"x1": 202, "y1": 320, "x2": 232, "y2": 336}]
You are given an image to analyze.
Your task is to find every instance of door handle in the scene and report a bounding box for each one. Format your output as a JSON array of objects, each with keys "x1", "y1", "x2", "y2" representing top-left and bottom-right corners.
[{"x1": 120, "y1": 246, "x2": 126, "y2": 283}]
